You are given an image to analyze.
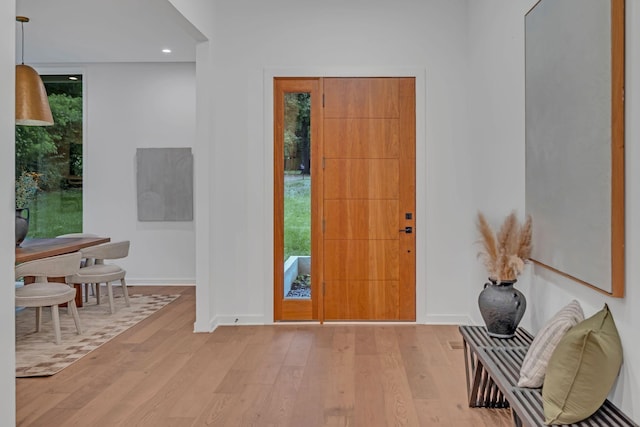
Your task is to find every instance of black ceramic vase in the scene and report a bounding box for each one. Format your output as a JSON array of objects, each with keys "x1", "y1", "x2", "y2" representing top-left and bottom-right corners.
[
  {"x1": 478, "y1": 279, "x2": 526, "y2": 338},
  {"x1": 15, "y1": 208, "x2": 29, "y2": 247}
]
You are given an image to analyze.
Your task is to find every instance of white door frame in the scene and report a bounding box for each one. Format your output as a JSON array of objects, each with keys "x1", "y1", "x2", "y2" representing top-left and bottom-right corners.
[{"x1": 262, "y1": 67, "x2": 427, "y2": 323}]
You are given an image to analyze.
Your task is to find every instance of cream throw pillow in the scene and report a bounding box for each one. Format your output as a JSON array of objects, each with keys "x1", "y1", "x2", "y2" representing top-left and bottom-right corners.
[{"x1": 517, "y1": 300, "x2": 584, "y2": 388}]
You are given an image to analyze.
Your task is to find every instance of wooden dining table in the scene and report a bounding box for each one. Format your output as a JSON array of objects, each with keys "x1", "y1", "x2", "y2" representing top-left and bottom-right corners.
[{"x1": 15, "y1": 236, "x2": 111, "y2": 307}]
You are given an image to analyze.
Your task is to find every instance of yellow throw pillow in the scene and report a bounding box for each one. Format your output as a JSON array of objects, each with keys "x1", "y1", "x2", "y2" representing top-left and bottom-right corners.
[{"x1": 542, "y1": 304, "x2": 623, "y2": 425}]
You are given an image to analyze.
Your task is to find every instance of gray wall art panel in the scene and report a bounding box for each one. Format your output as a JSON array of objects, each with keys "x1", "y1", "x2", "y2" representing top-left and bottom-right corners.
[
  {"x1": 525, "y1": 0, "x2": 613, "y2": 292},
  {"x1": 136, "y1": 147, "x2": 193, "y2": 221}
]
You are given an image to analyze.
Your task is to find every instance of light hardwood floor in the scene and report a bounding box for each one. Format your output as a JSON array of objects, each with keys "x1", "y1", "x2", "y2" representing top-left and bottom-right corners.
[{"x1": 16, "y1": 286, "x2": 511, "y2": 426}]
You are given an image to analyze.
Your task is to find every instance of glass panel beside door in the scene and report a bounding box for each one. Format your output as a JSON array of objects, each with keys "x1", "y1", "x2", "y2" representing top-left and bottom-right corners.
[{"x1": 283, "y1": 92, "x2": 311, "y2": 301}]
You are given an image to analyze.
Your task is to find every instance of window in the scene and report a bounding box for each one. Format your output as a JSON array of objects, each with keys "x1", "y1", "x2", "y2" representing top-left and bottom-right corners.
[{"x1": 15, "y1": 74, "x2": 83, "y2": 237}]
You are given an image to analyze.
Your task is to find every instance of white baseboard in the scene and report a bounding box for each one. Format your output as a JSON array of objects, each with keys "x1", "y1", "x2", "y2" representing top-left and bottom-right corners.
[
  {"x1": 212, "y1": 315, "x2": 267, "y2": 328},
  {"x1": 193, "y1": 318, "x2": 218, "y2": 333},
  {"x1": 126, "y1": 279, "x2": 195, "y2": 286},
  {"x1": 422, "y1": 314, "x2": 473, "y2": 325},
  {"x1": 197, "y1": 315, "x2": 475, "y2": 331},
  {"x1": 193, "y1": 315, "x2": 270, "y2": 333}
]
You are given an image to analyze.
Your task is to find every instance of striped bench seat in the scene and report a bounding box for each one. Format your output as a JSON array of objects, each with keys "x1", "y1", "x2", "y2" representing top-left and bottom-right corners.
[{"x1": 459, "y1": 325, "x2": 638, "y2": 427}]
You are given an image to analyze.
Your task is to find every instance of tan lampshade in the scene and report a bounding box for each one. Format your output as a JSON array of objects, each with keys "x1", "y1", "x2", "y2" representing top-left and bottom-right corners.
[{"x1": 15, "y1": 64, "x2": 54, "y2": 126}]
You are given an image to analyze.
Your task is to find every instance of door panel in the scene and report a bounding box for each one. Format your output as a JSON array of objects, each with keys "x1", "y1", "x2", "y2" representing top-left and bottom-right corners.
[
  {"x1": 323, "y1": 77, "x2": 415, "y2": 321},
  {"x1": 324, "y1": 119, "x2": 400, "y2": 158},
  {"x1": 324, "y1": 280, "x2": 399, "y2": 319},
  {"x1": 397, "y1": 79, "x2": 416, "y2": 319},
  {"x1": 324, "y1": 159, "x2": 399, "y2": 200},
  {"x1": 324, "y1": 200, "x2": 398, "y2": 240},
  {"x1": 324, "y1": 240, "x2": 399, "y2": 281},
  {"x1": 324, "y1": 78, "x2": 400, "y2": 118}
]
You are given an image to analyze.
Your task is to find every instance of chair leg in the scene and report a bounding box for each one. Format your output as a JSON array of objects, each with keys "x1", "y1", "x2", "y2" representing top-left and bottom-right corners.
[
  {"x1": 35, "y1": 307, "x2": 42, "y2": 332},
  {"x1": 51, "y1": 305, "x2": 61, "y2": 345},
  {"x1": 107, "y1": 282, "x2": 115, "y2": 314},
  {"x1": 121, "y1": 278, "x2": 130, "y2": 307},
  {"x1": 95, "y1": 283, "x2": 101, "y2": 305},
  {"x1": 67, "y1": 299, "x2": 82, "y2": 335},
  {"x1": 84, "y1": 283, "x2": 89, "y2": 302}
]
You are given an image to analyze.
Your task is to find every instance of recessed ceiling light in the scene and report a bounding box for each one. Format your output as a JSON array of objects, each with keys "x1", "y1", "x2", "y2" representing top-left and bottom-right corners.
[
  {"x1": 68, "y1": 76, "x2": 78, "y2": 81},
  {"x1": 162, "y1": 48, "x2": 172, "y2": 54}
]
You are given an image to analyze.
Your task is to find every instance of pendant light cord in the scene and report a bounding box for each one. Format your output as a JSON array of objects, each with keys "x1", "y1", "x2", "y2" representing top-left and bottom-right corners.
[
  {"x1": 20, "y1": 20, "x2": 25, "y2": 65},
  {"x1": 16, "y1": 16, "x2": 29, "y2": 65}
]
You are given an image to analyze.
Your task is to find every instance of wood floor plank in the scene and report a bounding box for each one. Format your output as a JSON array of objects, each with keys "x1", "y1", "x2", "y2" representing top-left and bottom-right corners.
[
  {"x1": 211, "y1": 383, "x2": 273, "y2": 426},
  {"x1": 323, "y1": 327, "x2": 356, "y2": 426},
  {"x1": 288, "y1": 343, "x2": 331, "y2": 427},
  {"x1": 63, "y1": 370, "x2": 148, "y2": 426},
  {"x1": 396, "y1": 327, "x2": 441, "y2": 400},
  {"x1": 282, "y1": 328, "x2": 313, "y2": 367},
  {"x1": 261, "y1": 365, "x2": 305, "y2": 426},
  {"x1": 127, "y1": 333, "x2": 242, "y2": 424},
  {"x1": 375, "y1": 327, "x2": 422, "y2": 426},
  {"x1": 355, "y1": 325, "x2": 378, "y2": 355},
  {"x1": 15, "y1": 391, "x2": 70, "y2": 427},
  {"x1": 354, "y1": 354, "x2": 386, "y2": 426},
  {"x1": 190, "y1": 392, "x2": 235, "y2": 426},
  {"x1": 16, "y1": 287, "x2": 511, "y2": 427}
]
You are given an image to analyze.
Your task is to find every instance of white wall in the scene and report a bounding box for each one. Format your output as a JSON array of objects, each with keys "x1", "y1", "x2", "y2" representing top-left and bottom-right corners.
[
  {"x1": 468, "y1": 0, "x2": 639, "y2": 420},
  {"x1": 176, "y1": 0, "x2": 475, "y2": 327},
  {"x1": 82, "y1": 62, "x2": 197, "y2": 284},
  {"x1": 169, "y1": 0, "x2": 216, "y2": 334},
  {"x1": 1, "y1": 2, "x2": 17, "y2": 424}
]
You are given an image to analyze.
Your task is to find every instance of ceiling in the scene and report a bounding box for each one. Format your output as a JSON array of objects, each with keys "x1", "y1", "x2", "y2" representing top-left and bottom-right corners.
[{"x1": 15, "y1": 0, "x2": 203, "y2": 64}]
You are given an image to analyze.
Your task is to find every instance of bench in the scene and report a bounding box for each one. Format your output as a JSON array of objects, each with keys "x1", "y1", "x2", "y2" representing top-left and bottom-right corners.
[{"x1": 459, "y1": 325, "x2": 638, "y2": 427}]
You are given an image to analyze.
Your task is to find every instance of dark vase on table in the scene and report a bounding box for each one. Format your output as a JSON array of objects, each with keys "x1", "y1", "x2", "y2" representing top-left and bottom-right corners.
[
  {"x1": 15, "y1": 207, "x2": 29, "y2": 247},
  {"x1": 478, "y1": 278, "x2": 526, "y2": 338}
]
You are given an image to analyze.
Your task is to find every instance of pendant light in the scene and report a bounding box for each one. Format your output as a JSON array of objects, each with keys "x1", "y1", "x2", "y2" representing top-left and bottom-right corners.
[{"x1": 15, "y1": 16, "x2": 53, "y2": 126}]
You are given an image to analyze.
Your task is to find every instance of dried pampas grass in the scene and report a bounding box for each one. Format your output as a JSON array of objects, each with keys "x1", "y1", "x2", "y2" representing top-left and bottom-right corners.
[
  {"x1": 476, "y1": 211, "x2": 532, "y2": 283},
  {"x1": 517, "y1": 215, "x2": 533, "y2": 260}
]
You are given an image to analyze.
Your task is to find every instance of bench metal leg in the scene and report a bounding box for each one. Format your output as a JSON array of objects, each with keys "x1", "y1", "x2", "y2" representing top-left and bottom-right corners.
[
  {"x1": 463, "y1": 339, "x2": 473, "y2": 400},
  {"x1": 463, "y1": 337, "x2": 509, "y2": 408},
  {"x1": 511, "y1": 408, "x2": 522, "y2": 427}
]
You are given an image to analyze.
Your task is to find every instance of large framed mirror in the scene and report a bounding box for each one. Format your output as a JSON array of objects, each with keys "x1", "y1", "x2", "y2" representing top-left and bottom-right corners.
[{"x1": 525, "y1": 0, "x2": 625, "y2": 296}]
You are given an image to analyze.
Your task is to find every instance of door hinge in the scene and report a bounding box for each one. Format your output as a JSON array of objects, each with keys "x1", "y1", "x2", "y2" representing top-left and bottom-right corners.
[
  {"x1": 322, "y1": 218, "x2": 326, "y2": 233},
  {"x1": 322, "y1": 157, "x2": 326, "y2": 169},
  {"x1": 322, "y1": 93, "x2": 325, "y2": 108}
]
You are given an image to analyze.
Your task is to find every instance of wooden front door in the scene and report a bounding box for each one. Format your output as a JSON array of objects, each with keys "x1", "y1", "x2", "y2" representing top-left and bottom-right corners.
[{"x1": 322, "y1": 77, "x2": 416, "y2": 320}]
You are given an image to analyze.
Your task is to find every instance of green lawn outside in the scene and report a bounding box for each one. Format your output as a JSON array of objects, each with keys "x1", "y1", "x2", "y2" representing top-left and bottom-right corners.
[
  {"x1": 284, "y1": 176, "x2": 311, "y2": 260},
  {"x1": 26, "y1": 189, "x2": 83, "y2": 238},
  {"x1": 26, "y1": 182, "x2": 307, "y2": 252}
]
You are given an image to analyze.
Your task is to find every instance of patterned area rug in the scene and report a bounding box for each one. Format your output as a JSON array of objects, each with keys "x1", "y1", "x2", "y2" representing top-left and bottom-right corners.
[{"x1": 16, "y1": 293, "x2": 179, "y2": 377}]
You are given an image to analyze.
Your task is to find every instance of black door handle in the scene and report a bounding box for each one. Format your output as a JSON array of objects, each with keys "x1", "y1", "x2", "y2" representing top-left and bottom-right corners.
[{"x1": 399, "y1": 226, "x2": 413, "y2": 234}]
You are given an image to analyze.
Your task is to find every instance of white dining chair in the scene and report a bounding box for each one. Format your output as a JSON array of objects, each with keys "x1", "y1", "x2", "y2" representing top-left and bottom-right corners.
[
  {"x1": 67, "y1": 241, "x2": 130, "y2": 314},
  {"x1": 56, "y1": 232, "x2": 100, "y2": 301},
  {"x1": 15, "y1": 252, "x2": 83, "y2": 345}
]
